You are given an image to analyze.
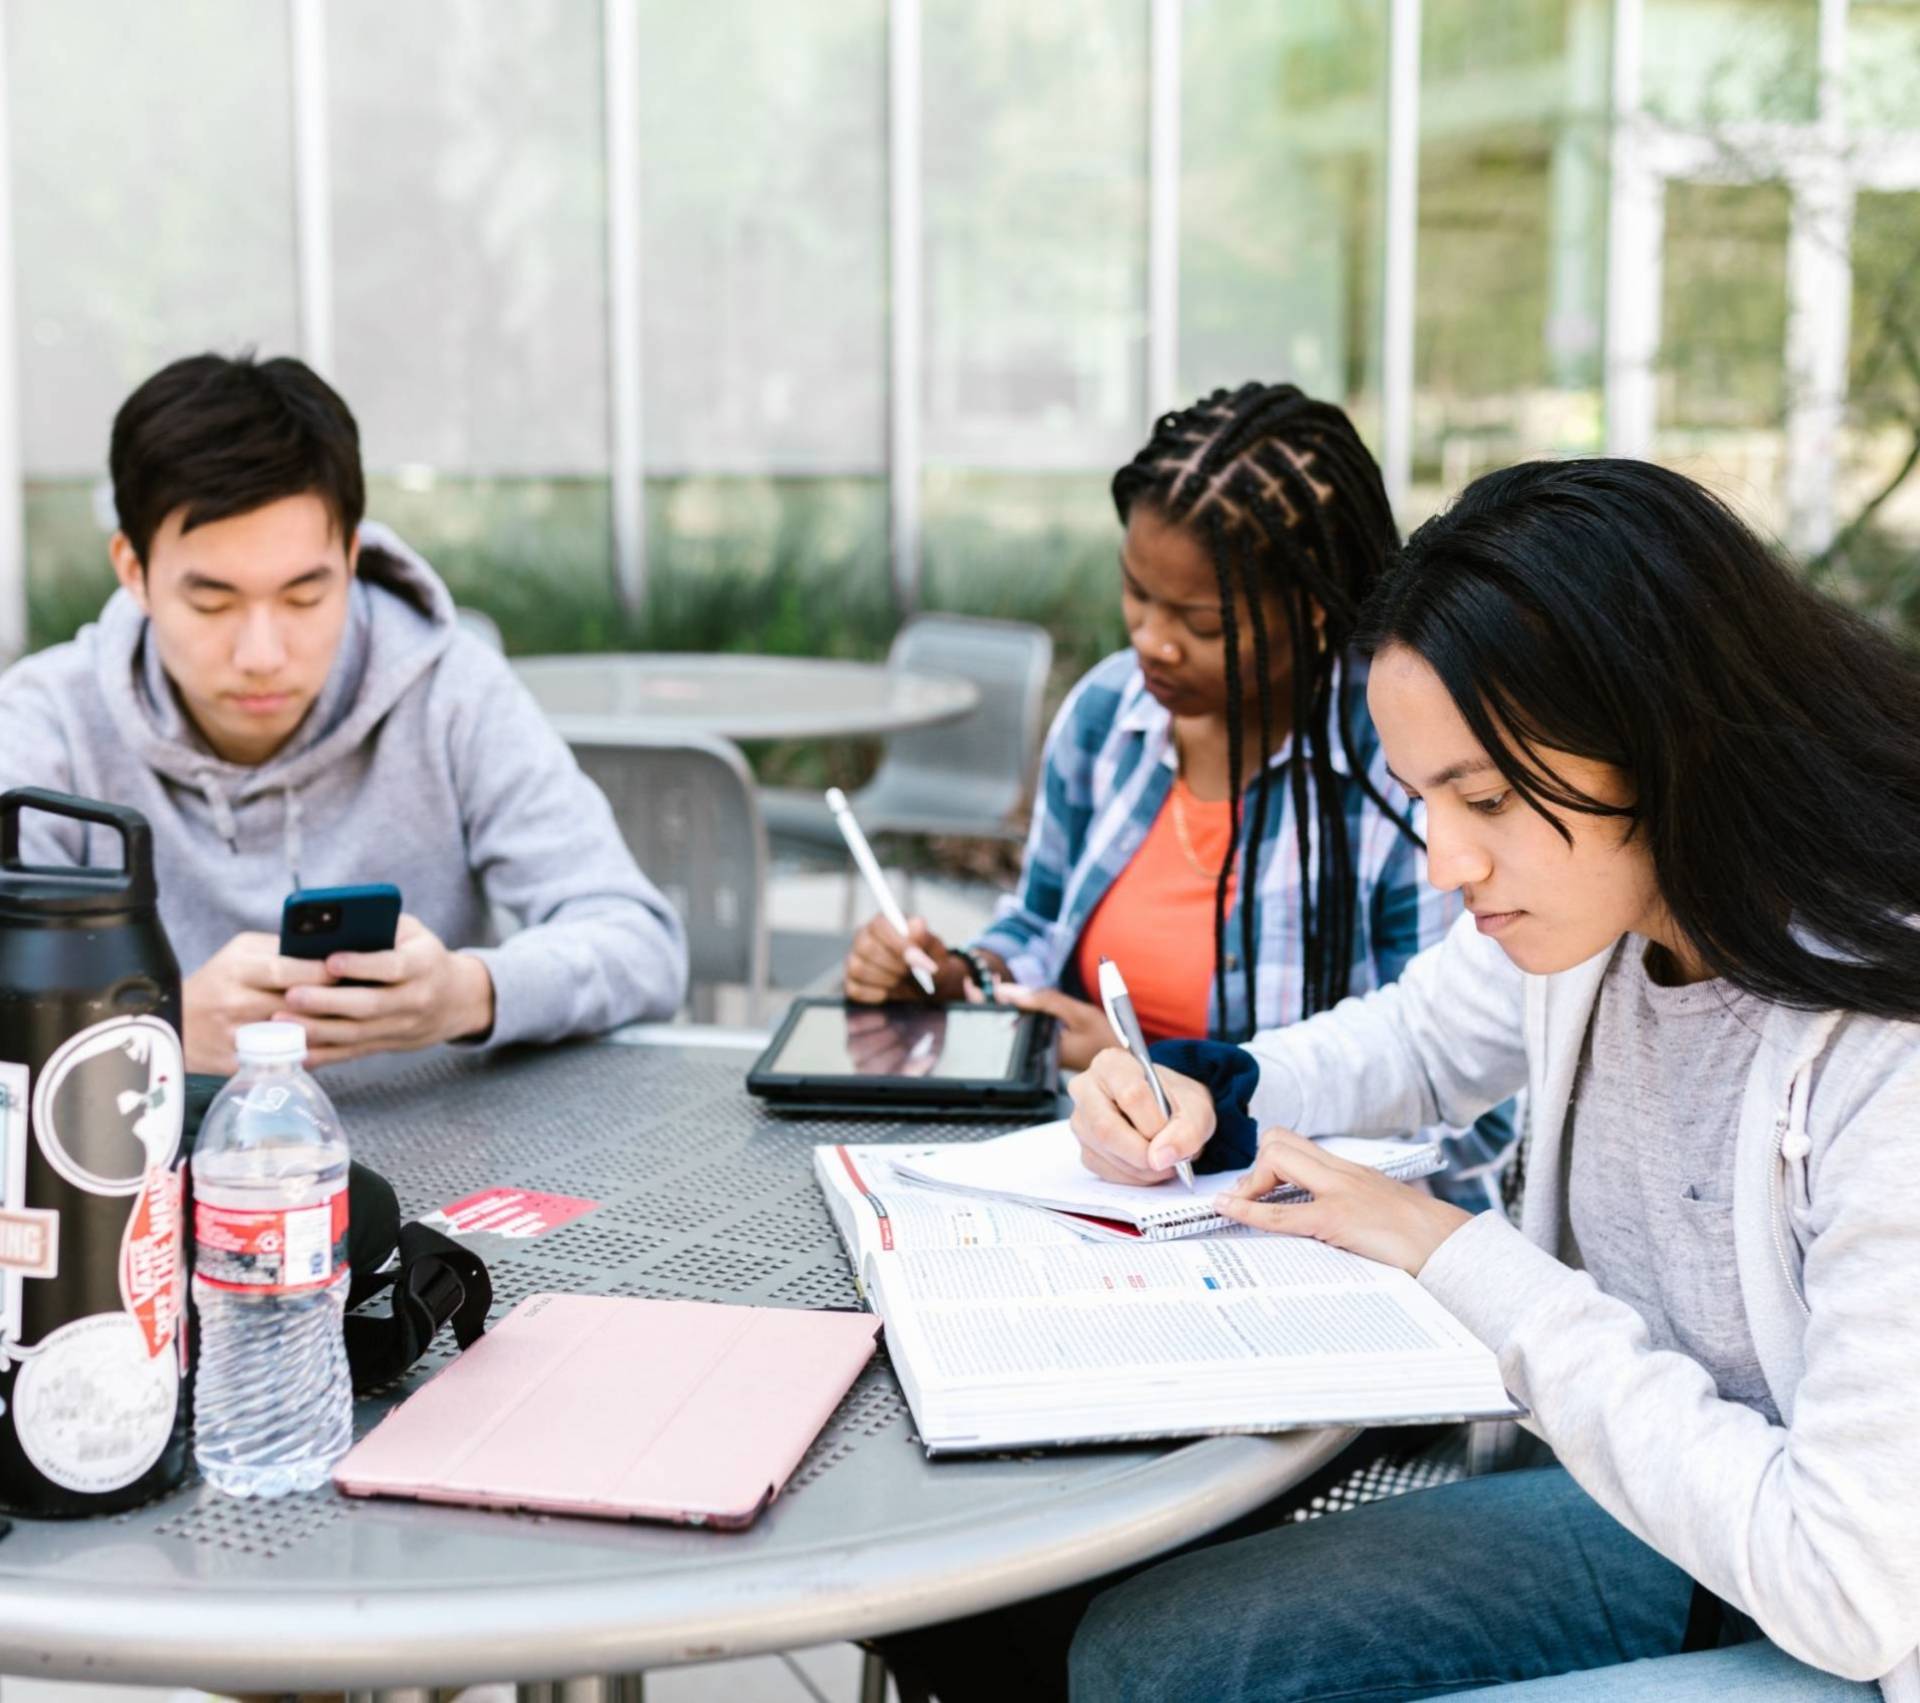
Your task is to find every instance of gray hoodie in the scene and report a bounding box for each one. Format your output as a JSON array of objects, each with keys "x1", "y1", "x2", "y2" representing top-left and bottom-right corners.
[
  {"x1": 0, "y1": 524, "x2": 688, "y2": 1048},
  {"x1": 1245, "y1": 912, "x2": 1920, "y2": 1699}
]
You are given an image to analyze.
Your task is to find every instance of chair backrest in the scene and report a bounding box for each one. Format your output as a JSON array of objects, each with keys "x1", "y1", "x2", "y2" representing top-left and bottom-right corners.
[
  {"x1": 865, "y1": 614, "x2": 1054, "y2": 827},
  {"x1": 569, "y1": 733, "x2": 770, "y2": 1024}
]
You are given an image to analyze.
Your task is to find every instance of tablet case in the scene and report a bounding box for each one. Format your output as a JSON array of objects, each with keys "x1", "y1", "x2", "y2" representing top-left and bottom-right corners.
[{"x1": 332, "y1": 1293, "x2": 882, "y2": 1528}]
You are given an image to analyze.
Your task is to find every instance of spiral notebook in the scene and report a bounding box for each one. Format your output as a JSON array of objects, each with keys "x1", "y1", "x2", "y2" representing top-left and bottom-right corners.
[{"x1": 893, "y1": 1119, "x2": 1442, "y2": 1242}]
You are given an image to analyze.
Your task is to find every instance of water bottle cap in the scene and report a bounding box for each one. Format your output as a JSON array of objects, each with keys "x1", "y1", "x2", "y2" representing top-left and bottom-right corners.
[{"x1": 234, "y1": 1021, "x2": 307, "y2": 1063}]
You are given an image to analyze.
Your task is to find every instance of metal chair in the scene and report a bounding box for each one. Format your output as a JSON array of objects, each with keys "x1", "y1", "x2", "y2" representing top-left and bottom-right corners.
[
  {"x1": 570, "y1": 733, "x2": 771, "y2": 1025},
  {"x1": 760, "y1": 614, "x2": 1053, "y2": 908}
]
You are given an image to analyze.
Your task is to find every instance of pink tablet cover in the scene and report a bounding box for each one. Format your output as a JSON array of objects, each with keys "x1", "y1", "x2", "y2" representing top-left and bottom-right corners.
[{"x1": 333, "y1": 1293, "x2": 882, "y2": 1528}]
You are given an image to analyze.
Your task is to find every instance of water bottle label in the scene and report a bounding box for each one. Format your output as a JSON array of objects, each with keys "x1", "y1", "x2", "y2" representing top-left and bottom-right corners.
[{"x1": 195, "y1": 1184, "x2": 349, "y2": 1294}]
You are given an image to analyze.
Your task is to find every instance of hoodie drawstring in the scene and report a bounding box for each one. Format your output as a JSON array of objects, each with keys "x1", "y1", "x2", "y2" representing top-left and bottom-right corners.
[
  {"x1": 1766, "y1": 1015, "x2": 1839, "y2": 1318},
  {"x1": 283, "y1": 787, "x2": 304, "y2": 892},
  {"x1": 196, "y1": 771, "x2": 306, "y2": 892},
  {"x1": 197, "y1": 772, "x2": 240, "y2": 854}
]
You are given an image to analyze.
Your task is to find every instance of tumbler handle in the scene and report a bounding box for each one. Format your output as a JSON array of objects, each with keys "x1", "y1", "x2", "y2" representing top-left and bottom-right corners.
[{"x1": 0, "y1": 787, "x2": 157, "y2": 901}]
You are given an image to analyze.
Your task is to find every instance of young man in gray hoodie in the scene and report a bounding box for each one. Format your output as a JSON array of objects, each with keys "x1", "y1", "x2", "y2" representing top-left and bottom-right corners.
[{"x1": 0, "y1": 352, "x2": 688, "y2": 1072}]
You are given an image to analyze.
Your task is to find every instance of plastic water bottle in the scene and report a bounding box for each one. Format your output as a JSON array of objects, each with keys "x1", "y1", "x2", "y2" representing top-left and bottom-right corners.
[{"x1": 191, "y1": 1021, "x2": 352, "y2": 1496}]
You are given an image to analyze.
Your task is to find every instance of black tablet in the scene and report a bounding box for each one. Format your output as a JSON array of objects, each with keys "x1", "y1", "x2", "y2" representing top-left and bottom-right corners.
[{"x1": 746, "y1": 998, "x2": 1060, "y2": 1116}]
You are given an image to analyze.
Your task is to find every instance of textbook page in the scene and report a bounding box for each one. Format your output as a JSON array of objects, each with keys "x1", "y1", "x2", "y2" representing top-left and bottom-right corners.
[
  {"x1": 894, "y1": 1119, "x2": 1442, "y2": 1235},
  {"x1": 866, "y1": 1231, "x2": 1520, "y2": 1452},
  {"x1": 813, "y1": 1143, "x2": 1087, "y2": 1293}
]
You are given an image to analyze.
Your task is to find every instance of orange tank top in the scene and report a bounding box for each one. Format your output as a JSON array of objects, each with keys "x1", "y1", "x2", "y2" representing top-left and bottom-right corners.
[{"x1": 1075, "y1": 777, "x2": 1238, "y2": 1043}]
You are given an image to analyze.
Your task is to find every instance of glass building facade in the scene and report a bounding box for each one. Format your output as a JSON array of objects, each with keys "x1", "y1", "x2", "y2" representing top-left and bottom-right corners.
[{"x1": 2, "y1": 0, "x2": 1916, "y2": 662}]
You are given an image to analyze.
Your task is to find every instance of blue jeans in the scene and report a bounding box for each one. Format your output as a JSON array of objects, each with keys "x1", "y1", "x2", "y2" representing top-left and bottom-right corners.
[{"x1": 1067, "y1": 1466, "x2": 1873, "y2": 1702}]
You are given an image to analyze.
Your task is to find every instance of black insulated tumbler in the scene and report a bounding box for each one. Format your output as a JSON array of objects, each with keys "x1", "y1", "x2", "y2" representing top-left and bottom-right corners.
[{"x1": 0, "y1": 787, "x2": 190, "y2": 1515}]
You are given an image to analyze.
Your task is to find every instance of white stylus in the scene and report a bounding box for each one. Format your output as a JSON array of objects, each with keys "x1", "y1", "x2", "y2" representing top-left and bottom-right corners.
[
  {"x1": 827, "y1": 787, "x2": 939, "y2": 997},
  {"x1": 1097, "y1": 956, "x2": 1196, "y2": 1191}
]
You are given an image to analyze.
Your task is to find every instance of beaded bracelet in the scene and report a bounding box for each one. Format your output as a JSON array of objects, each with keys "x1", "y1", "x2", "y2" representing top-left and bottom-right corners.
[{"x1": 954, "y1": 946, "x2": 997, "y2": 1000}]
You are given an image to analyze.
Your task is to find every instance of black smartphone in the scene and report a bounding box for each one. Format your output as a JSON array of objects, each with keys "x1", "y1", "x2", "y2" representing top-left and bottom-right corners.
[{"x1": 280, "y1": 883, "x2": 402, "y2": 961}]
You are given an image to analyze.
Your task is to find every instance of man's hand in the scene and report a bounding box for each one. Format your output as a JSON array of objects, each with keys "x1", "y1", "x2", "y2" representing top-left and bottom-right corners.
[
  {"x1": 843, "y1": 915, "x2": 964, "y2": 1004},
  {"x1": 976, "y1": 981, "x2": 1113, "y2": 1071},
  {"x1": 1066, "y1": 1046, "x2": 1216, "y2": 1185},
  {"x1": 183, "y1": 932, "x2": 335, "y2": 1073},
  {"x1": 275, "y1": 914, "x2": 495, "y2": 1067},
  {"x1": 1216, "y1": 1128, "x2": 1472, "y2": 1276}
]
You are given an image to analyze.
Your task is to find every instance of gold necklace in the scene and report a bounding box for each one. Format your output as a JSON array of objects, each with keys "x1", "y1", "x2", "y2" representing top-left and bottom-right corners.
[
  {"x1": 1169, "y1": 729, "x2": 1234, "y2": 880},
  {"x1": 1170, "y1": 783, "x2": 1232, "y2": 880}
]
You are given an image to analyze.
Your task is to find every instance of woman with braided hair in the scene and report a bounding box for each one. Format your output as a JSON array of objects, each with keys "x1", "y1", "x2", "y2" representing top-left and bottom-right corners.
[
  {"x1": 844, "y1": 380, "x2": 1511, "y2": 1207},
  {"x1": 858, "y1": 385, "x2": 1510, "y2": 1700}
]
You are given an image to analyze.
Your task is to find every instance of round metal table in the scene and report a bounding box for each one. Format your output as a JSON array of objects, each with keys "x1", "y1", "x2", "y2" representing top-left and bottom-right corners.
[
  {"x1": 512, "y1": 654, "x2": 982, "y2": 743},
  {"x1": 0, "y1": 1035, "x2": 1351, "y2": 1694}
]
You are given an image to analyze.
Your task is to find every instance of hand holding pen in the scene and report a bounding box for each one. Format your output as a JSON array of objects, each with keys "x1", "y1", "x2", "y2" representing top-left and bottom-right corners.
[
  {"x1": 1096, "y1": 956, "x2": 1196, "y2": 1191},
  {"x1": 1065, "y1": 1043, "x2": 1218, "y2": 1188},
  {"x1": 828, "y1": 788, "x2": 942, "y2": 997},
  {"x1": 844, "y1": 914, "x2": 951, "y2": 1004}
]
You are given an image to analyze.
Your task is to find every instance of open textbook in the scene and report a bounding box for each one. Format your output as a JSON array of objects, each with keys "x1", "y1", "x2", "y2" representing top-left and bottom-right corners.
[
  {"x1": 893, "y1": 1119, "x2": 1444, "y2": 1242},
  {"x1": 815, "y1": 1143, "x2": 1520, "y2": 1455}
]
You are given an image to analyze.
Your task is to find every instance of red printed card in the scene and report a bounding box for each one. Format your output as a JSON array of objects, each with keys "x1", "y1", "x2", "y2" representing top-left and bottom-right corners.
[{"x1": 424, "y1": 1188, "x2": 598, "y2": 1241}]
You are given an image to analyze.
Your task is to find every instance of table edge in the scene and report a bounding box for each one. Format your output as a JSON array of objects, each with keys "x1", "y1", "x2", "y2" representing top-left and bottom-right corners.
[{"x1": 0, "y1": 1428, "x2": 1354, "y2": 1688}]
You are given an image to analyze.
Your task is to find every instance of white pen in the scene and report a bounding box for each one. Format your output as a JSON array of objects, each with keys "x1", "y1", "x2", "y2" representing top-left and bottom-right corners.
[
  {"x1": 826, "y1": 787, "x2": 939, "y2": 997},
  {"x1": 1096, "y1": 956, "x2": 1196, "y2": 1191}
]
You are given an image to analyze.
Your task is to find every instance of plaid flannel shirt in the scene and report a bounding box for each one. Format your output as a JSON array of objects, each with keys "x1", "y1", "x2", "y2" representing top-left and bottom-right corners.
[{"x1": 973, "y1": 648, "x2": 1514, "y2": 1205}]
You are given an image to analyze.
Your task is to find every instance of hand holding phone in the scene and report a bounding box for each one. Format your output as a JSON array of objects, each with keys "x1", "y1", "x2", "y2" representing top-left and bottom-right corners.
[
  {"x1": 280, "y1": 884, "x2": 403, "y2": 963},
  {"x1": 274, "y1": 909, "x2": 497, "y2": 1067},
  {"x1": 181, "y1": 934, "x2": 334, "y2": 1074},
  {"x1": 185, "y1": 885, "x2": 439, "y2": 1074}
]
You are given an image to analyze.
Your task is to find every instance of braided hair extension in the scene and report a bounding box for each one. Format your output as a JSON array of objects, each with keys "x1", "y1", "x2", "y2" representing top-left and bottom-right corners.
[
  {"x1": 1111, "y1": 382, "x2": 1415, "y2": 1033},
  {"x1": 1204, "y1": 510, "x2": 1247, "y2": 1034}
]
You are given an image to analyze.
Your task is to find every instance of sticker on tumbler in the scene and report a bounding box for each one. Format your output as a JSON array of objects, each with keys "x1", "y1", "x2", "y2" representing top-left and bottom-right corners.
[
  {"x1": 30, "y1": 1016, "x2": 183, "y2": 1196},
  {"x1": 0, "y1": 1210, "x2": 58, "y2": 1280},
  {"x1": 120, "y1": 1165, "x2": 181, "y2": 1359},
  {"x1": 0, "y1": 1063, "x2": 57, "y2": 1349},
  {"x1": 11, "y1": 1310, "x2": 178, "y2": 1493},
  {"x1": 194, "y1": 1185, "x2": 348, "y2": 1294}
]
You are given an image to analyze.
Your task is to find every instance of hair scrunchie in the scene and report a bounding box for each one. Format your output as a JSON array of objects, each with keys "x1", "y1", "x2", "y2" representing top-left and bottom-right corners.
[{"x1": 1146, "y1": 1038, "x2": 1262, "y2": 1173}]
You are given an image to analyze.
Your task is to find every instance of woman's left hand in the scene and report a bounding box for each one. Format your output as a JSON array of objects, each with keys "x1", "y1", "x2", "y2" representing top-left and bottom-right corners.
[
  {"x1": 1215, "y1": 1127, "x2": 1474, "y2": 1277},
  {"x1": 967, "y1": 979, "x2": 1114, "y2": 1071}
]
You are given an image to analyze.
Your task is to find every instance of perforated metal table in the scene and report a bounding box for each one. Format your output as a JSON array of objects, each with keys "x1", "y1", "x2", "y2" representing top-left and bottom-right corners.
[{"x1": 0, "y1": 1033, "x2": 1350, "y2": 1695}]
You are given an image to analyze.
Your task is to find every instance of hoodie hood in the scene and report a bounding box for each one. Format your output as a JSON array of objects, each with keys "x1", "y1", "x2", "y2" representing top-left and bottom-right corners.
[{"x1": 97, "y1": 520, "x2": 456, "y2": 804}]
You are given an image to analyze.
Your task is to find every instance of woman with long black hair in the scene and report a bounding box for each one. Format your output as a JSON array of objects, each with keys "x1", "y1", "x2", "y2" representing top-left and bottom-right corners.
[{"x1": 1067, "y1": 457, "x2": 1920, "y2": 1700}]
